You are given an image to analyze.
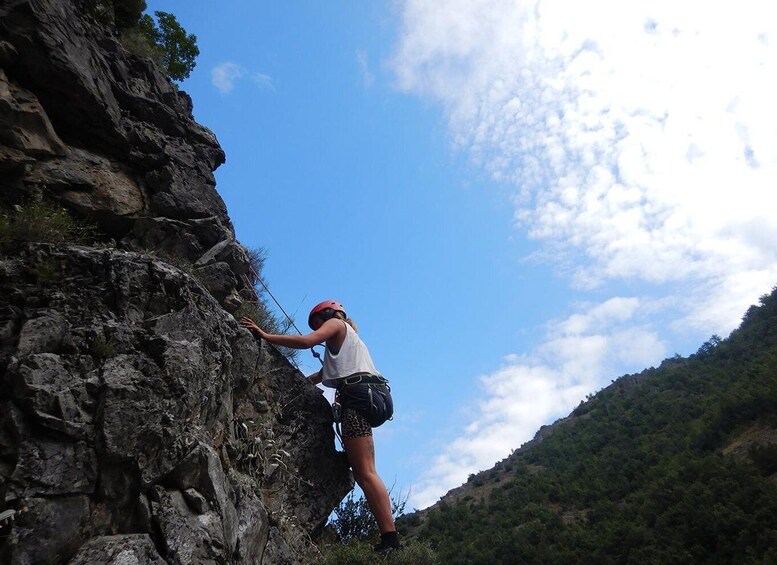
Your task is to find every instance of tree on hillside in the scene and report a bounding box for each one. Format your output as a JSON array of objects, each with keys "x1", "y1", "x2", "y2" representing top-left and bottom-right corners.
[
  {"x1": 98, "y1": 0, "x2": 199, "y2": 81},
  {"x1": 402, "y1": 287, "x2": 777, "y2": 564},
  {"x1": 137, "y1": 11, "x2": 199, "y2": 81}
]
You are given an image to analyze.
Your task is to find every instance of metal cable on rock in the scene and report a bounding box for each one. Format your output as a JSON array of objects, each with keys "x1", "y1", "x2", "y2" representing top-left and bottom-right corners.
[{"x1": 244, "y1": 268, "x2": 323, "y2": 365}]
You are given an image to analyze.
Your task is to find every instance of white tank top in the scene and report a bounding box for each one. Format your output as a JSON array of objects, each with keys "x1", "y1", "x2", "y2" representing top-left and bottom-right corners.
[{"x1": 321, "y1": 322, "x2": 382, "y2": 388}]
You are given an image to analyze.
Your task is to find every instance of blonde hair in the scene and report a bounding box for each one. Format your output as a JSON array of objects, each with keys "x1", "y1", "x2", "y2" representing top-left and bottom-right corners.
[{"x1": 333, "y1": 310, "x2": 358, "y2": 333}]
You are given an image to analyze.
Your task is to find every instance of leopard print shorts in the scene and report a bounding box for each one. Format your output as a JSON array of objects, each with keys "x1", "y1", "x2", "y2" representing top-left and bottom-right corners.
[{"x1": 341, "y1": 407, "x2": 372, "y2": 440}]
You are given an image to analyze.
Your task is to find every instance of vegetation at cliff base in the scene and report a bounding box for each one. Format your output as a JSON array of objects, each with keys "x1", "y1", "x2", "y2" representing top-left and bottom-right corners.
[
  {"x1": 400, "y1": 288, "x2": 777, "y2": 564},
  {"x1": 316, "y1": 539, "x2": 440, "y2": 565},
  {"x1": 328, "y1": 488, "x2": 408, "y2": 543},
  {"x1": 316, "y1": 488, "x2": 441, "y2": 563}
]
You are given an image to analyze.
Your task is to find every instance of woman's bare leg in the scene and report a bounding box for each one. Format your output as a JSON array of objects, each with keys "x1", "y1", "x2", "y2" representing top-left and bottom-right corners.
[{"x1": 344, "y1": 435, "x2": 395, "y2": 533}]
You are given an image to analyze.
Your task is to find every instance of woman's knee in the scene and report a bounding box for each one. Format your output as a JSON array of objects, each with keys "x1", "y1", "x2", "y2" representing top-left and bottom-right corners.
[{"x1": 352, "y1": 467, "x2": 379, "y2": 487}]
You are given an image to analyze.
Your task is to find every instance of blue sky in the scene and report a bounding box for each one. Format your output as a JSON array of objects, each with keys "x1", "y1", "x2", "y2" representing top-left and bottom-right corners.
[{"x1": 147, "y1": 1, "x2": 777, "y2": 509}]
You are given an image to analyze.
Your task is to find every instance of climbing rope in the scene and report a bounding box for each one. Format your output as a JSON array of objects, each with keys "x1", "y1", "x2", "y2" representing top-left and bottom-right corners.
[
  {"x1": 241, "y1": 266, "x2": 344, "y2": 449},
  {"x1": 243, "y1": 268, "x2": 323, "y2": 366}
]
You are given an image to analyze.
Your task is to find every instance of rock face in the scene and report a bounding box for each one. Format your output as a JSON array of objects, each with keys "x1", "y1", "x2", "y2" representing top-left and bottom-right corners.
[
  {"x1": 0, "y1": 1, "x2": 354, "y2": 563},
  {"x1": 0, "y1": 244, "x2": 352, "y2": 564},
  {"x1": 0, "y1": 0, "x2": 251, "y2": 308}
]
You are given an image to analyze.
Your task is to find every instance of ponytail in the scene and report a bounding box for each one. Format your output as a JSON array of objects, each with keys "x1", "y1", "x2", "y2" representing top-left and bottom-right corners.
[{"x1": 333, "y1": 310, "x2": 359, "y2": 333}]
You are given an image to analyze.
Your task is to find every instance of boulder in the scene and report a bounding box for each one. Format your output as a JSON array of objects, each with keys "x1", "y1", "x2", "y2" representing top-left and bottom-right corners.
[{"x1": 68, "y1": 534, "x2": 167, "y2": 565}]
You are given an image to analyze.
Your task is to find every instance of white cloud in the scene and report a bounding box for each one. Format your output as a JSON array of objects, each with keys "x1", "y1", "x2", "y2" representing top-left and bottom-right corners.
[
  {"x1": 393, "y1": 0, "x2": 777, "y2": 508},
  {"x1": 393, "y1": 0, "x2": 777, "y2": 296},
  {"x1": 410, "y1": 297, "x2": 666, "y2": 509},
  {"x1": 252, "y1": 72, "x2": 276, "y2": 91},
  {"x1": 356, "y1": 49, "x2": 375, "y2": 88},
  {"x1": 211, "y1": 62, "x2": 275, "y2": 94},
  {"x1": 211, "y1": 62, "x2": 244, "y2": 94}
]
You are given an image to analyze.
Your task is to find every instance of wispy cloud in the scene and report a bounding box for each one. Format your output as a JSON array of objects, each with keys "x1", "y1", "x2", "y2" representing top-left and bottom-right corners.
[
  {"x1": 211, "y1": 62, "x2": 275, "y2": 94},
  {"x1": 356, "y1": 49, "x2": 375, "y2": 88},
  {"x1": 211, "y1": 62, "x2": 244, "y2": 94},
  {"x1": 252, "y1": 72, "x2": 276, "y2": 91},
  {"x1": 392, "y1": 0, "x2": 777, "y2": 508},
  {"x1": 411, "y1": 297, "x2": 666, "y2": 509}
]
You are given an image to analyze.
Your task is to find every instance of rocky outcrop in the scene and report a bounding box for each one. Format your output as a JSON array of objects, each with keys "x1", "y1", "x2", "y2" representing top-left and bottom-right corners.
[
  {"x1": 0, "y1": 0, "x2": 250, "y2": 308},
  {"x1": 0, "y1": 3, "x2": 354, "y2": 562},
  {"x1": 0, "y1": 244, "x2": 352, "y2": 564}
]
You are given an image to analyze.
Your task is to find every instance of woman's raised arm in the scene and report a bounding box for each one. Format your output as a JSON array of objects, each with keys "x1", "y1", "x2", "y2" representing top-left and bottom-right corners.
[{"x1": 239, "y1": 317, "x2": 344, "y2": 350}]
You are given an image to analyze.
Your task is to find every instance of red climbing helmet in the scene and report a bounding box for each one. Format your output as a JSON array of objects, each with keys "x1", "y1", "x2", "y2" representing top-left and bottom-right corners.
[{"x1": 308, "y1": 299, "x2": 346, "y2": 329}]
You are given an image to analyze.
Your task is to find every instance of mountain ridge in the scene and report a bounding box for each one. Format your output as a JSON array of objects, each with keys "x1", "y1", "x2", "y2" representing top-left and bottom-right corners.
[{"x1": 401, "y1": 287, "x2": 777, "y2": 564}]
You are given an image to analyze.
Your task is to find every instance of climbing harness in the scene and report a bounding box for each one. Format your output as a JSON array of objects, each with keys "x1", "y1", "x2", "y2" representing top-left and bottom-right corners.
[
  {"x1": 332, "y1": 398, "x2": 343, "y2": 423},
  {"x1": 340, "y1": 374, "x2": 389, "y2": 388},
  {"x1": 332, "y1": 392, "x2": 344, "y2": 446},
  {"x1": 336, "y1": 374, "x2": 393, "y2": 429}
]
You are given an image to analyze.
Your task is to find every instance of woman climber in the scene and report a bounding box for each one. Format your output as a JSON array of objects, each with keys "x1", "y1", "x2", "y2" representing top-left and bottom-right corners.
[{"x1": 240, "y1": 299, "x2": 400, "y2": 554}]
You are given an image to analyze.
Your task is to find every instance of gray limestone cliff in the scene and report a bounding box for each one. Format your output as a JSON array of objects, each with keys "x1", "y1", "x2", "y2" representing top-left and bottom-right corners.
[
  {"x1": 0, "y1": 1, "x2": 352, "y2": 563},
  {"x1": 0, "y1": 0, "x2": 249, "y2": 307}
]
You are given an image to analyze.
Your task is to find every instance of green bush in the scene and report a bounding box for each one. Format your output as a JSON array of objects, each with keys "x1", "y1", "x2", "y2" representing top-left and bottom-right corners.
[
  {"x1": 119, "y1": 26, "x2": 163, "y2": 64},
  {"x1": 328, "y1": 488, "x2": 408, "y2": 543},
  {"x1": 329, "y1": 491, "x2": 377, "y2": 542},
  {"x1": 317, "y1": 539, "x2": 440, "y2": 565},
  {"x1": 750, "y1": 444, "x2": 777, "y2": 476},
  {"x1": 119, "y1": 9, "x2": 199, "y2": 81},
  {"x1": 247, "y1": 246, "x2": 268, "y2": 287},
  {"x1": 152, "y1": 11, "x2": 199, "y2": 82},
  {"x1": 0, "y1": 201, "x2": 93, "y2": 246},
  {"x1": 90, "y1": 335, "x2": 117, "y2": 361},
  {"x1": 32, "y1": 257, "x2": 57, "y2": 283}
]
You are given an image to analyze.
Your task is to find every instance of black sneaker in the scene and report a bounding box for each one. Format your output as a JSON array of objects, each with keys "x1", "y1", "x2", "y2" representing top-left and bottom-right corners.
[{"x1": 373, "y1": 541, "x2": 402, "y2": 555}]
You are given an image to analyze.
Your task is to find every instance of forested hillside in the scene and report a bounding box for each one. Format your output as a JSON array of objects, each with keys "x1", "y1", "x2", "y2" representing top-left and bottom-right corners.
[{"x1": 402, "y1": 288, "x2": 777, "y2": 564}]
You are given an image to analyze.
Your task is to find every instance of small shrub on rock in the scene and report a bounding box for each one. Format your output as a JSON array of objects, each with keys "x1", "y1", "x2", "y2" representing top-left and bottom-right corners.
[
  {"x1": 234, "y1": 300, "x2": 300, "y2": 366},
  {"x1": 0, "y1": 201, "x2": 93, "y2": 246},
  {"x1": 119, "y1": 8, "x2": 199, "y2": 81},
  {"x1": 317, "y1": 539, "x2": 440, "y2": 565}
]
